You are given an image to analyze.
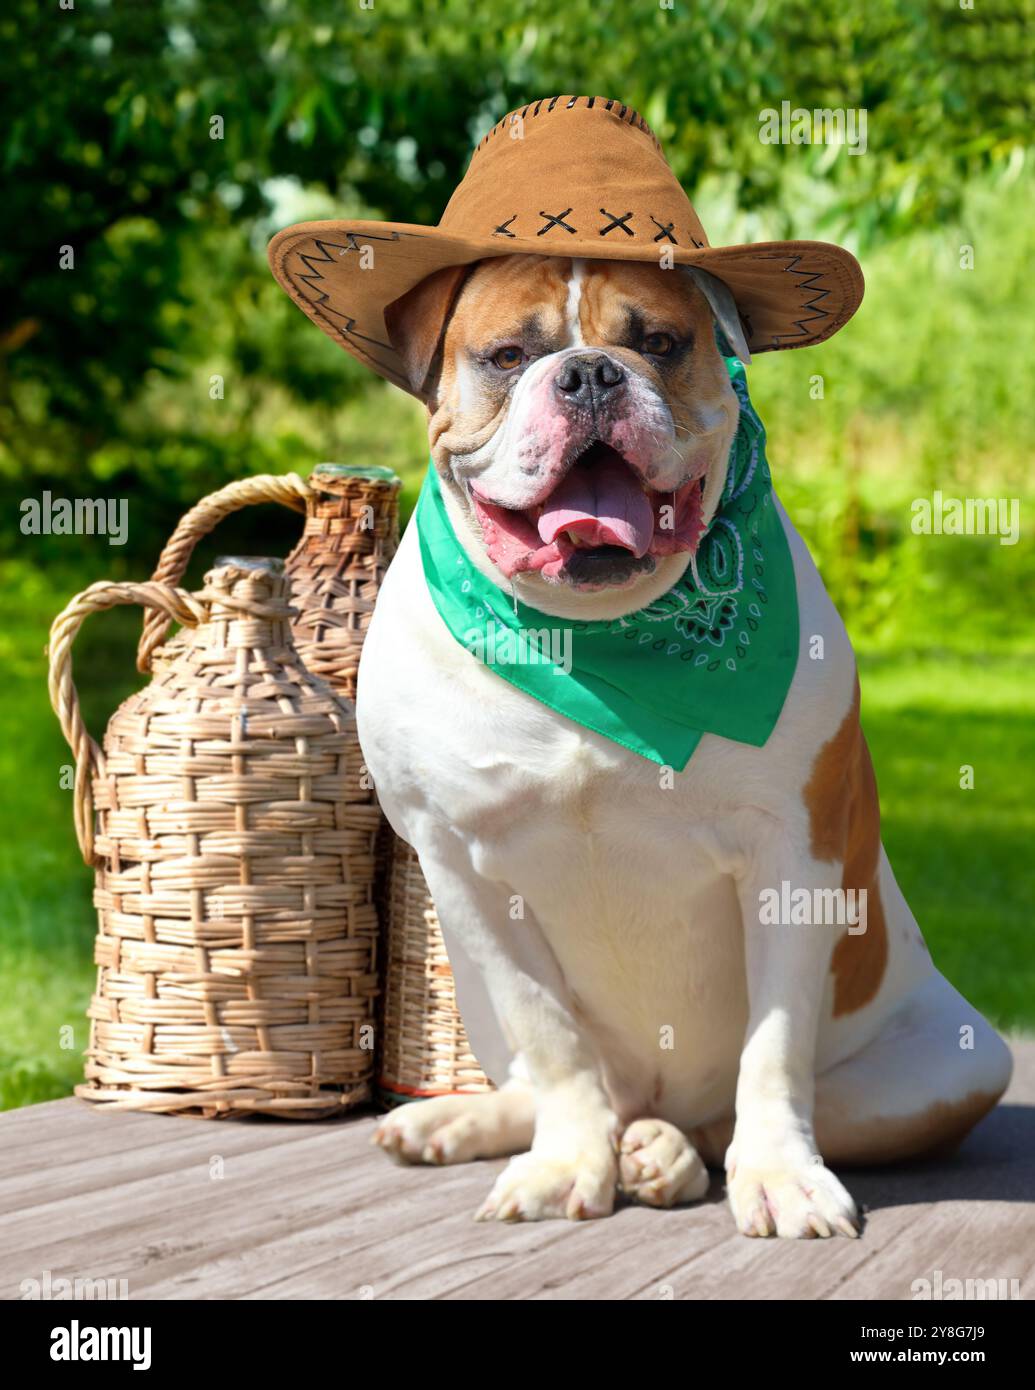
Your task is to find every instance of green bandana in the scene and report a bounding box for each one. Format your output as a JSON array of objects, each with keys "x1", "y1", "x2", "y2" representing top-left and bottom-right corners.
[{"x1": 415, "y1": 357, "x2": 798, "y2": 770}]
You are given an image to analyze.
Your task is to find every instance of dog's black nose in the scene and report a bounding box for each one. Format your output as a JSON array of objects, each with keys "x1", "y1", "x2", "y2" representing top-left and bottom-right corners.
[{"x1": 554, "y1": 354, "x2": 625, "y2": 407}]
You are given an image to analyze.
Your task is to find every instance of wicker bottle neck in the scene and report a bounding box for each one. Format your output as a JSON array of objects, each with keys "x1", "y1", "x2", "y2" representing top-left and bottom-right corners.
[
  {"x1": 297, "y1": 483, "x2": 399, "y2": 557},
  {"x1": 194, "y1": 564, "x2": 295, "y2": 653},
  {"x1": 309, "y1": 463, "x2": 400, "y2": 493}
]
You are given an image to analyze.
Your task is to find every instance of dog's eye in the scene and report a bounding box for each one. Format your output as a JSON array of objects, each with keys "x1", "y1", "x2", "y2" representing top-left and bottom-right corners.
[
  {"x1": 642, "y1": 331, "x2": 675, "y2": 357},
  {"x1": 492, "y1": 346, "x2": 525, "y2": 370}
]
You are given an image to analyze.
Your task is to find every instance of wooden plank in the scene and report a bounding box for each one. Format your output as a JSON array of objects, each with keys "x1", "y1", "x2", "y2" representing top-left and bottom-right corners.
[
  {"x1": 148, "y1": 1163, "x2": 502, "y2": 1300},
  {"x1": 624, "y1": 1200, "x2": 934, "y2": 1302},
  {"x1": 0, "y1": 1125, "x2": 367, "y2": 1272},
  {"x1": 828, "y1": 1201, "x2": 1034, "y2": 1300},
  {"x1": 0, "y1": 1119, "x2": 331, "y2": 1213},
  {"x1": 1, "y1": 1040, "x2": 1031, "y2": 1300},
  {"x1": 0, "y1": 1105, "x2": 342, "y2": 1195},
  {"x1": 93, "y1": 1157, "x2": 483, "y2": 1301},
  {"x1": 432, "y1": 1194, "x2": 734, "y2": 1303},
  {"x1": 0, "y1": 1098, "x2": 146, "y2": 1154},
  {"x1": 237, "y1": 1174, "x2": 650, "y2": 1301}
]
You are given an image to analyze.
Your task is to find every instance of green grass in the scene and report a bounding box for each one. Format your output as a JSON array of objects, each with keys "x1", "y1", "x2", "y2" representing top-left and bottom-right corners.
[
  {"x1": 860, "y1": 653, "x2": 1035, "y2": 1026},
  {"x1": 0, "y1": 576, "x2": 143, "y2": 1110}
]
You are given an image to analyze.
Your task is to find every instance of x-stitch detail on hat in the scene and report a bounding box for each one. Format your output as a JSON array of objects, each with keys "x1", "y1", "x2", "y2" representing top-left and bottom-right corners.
[
  {"x1": 599, "y1": 209, "x2": 635, "y2": 237},
  {"x1": 484, "y1": 214, "x2": 707, "y2": 245},
  {"x1": 537, "y1": 209, "x2": 578, "y2": 236}
]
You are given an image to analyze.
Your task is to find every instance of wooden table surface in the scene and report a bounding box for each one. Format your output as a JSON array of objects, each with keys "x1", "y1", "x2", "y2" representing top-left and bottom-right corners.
[{"x1": 3, "y1": 1041, "x2": 1033, "y2": 1301}]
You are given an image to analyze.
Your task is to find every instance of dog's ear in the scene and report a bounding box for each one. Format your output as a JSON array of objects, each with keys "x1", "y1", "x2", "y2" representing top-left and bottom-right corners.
[
  {"x1": 384, "y1": 264, "x2": 472, "y2": 402},
  {"x1": 685, "y1": 266, "x2": 752, "y2": 365}
]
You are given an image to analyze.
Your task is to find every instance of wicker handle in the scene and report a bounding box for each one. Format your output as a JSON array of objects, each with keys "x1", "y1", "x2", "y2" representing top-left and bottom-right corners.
[
  {"x1": 136, "y1": 473, "x2": 313, "y2": 673},
  {"x1": 48, "y1": 580, "x2": 209, "y2": 867}
]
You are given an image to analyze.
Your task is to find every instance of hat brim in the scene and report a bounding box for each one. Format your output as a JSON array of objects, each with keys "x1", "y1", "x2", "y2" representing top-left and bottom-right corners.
[{"x1": 268, "y1": 219, "x2": 864, "y2": 397}]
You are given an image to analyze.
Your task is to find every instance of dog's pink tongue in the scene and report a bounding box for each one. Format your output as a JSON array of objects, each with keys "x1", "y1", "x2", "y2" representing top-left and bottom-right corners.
[{"x1": 537, "y1": 456, "x2": 654, "y2": 558}]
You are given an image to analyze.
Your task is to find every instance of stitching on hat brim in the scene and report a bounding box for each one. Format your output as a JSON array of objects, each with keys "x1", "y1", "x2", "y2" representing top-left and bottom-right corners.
[
  {"x1": 697, "y1": 241, "x2": 864, "y2": 349},
  {"x1": 473, "y1": 95, "x2": 662, "y2": 154},
  {"x1": 269, "y1": 226, "x2": 864, "y2": 395}
]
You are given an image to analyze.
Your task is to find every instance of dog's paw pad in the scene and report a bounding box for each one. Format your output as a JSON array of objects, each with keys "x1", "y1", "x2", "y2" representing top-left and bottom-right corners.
[
  {"x1": 372, "y1": 1096, "x2": 499, "y2": 1166},
  {"x1": 619, "y1": 1118, "x2": 710, "y2": 1207},
  {"x1": 475, "y1": 1150, "x2": 617, "y2": 1223},
  {"x1": 726, "y1": 1159, "x2": 860, "y2": 1239}
]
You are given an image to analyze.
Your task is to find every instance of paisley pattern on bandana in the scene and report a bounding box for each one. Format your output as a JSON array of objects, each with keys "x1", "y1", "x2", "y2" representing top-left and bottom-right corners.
[
  {"x1": 415, "y1": 355, "x2": 799, "y2": 771},
  {"x1": 589, "y1": 366, "x2": 775, "y2": 673}
]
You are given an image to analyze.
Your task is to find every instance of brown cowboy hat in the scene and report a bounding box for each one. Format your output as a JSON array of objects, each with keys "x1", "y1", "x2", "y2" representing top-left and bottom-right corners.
[{"x1": 268, "y1": 94, "x2": 864, "y2": 397}]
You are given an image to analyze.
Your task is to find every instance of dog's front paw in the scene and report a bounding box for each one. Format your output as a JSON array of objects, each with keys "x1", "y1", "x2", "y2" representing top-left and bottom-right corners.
[
  {"x1": 372, "y1": 1091, "x2": 531, "y2": 1166},
  {"x1": 619, "y1": 1118, "x2": 710, "y2": 1207},
  {"x1": 475, "y1": 1148, "x2": 618, "y2": 1222},
  {"x1": 726, "y1": 1156, "x2": 861, "y2": 1239}
]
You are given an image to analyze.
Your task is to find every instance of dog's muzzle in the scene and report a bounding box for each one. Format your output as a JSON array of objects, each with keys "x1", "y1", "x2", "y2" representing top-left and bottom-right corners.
[{"x1": 470, "y1": 438, "x2": 706, "y2": 591}]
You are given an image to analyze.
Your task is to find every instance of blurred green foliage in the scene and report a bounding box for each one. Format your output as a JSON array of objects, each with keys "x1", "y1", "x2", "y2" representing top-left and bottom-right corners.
[{"x1": 1, "y1": 0, "x2": 1033, "y2": 536}]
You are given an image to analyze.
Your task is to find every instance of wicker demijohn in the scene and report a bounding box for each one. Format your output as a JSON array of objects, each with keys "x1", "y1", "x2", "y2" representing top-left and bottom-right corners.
[
  {"x1": 288, "y1": 466, "x2": 492, "y2": 1102},
  {"x1": 135, "y1": 467, "x2": 492, "y2": 1106},
  {"x1": 48, "y1": 559, "x2": 379, "y2": 1116},
  {"x1": 379, "y1": 840, "x2": 492, "y2": 1100},
  {"x1": 284, "y1": 464, "x2": 399, "y2": 693}
]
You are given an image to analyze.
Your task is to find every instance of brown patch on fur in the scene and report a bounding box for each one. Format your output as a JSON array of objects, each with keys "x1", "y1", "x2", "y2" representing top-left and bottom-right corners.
[
  {"x1": 444, "y1": 255, "x2": 573, "y2": 366},
  {"x1": 804, "y1": 679, "x2": 889, "y2": 1016},
  {"x1": 818, "y1": 1089, "x2": 1002, "y2": 1167},
  {"x1": 428, "y1": 255, "x2": 574, "y2": 453},
  {"x1": 577, "y1": 261, "x2": 700, "y2": 343}
]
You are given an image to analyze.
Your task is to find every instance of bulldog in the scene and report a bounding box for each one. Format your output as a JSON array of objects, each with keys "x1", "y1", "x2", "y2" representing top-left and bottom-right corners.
[{"x1": 357, "y1": 254, "x2": 1012, "y2": 1237}]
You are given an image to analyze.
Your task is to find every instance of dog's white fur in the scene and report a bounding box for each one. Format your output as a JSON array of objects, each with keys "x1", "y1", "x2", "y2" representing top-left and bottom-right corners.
[{"x1": 358, "y1": 259, "x2": 1012, "y2": 1236}]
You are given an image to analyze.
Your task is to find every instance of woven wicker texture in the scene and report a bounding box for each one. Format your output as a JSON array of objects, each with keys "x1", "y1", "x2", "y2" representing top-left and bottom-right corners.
[
  {"x1": 289, "y1": 470, "x2": 492, "y2": 1099},
  {"x1": 135, "y1": 466, "x2": 492, "y2": 1103},
  {"x1": 380, "y1": 838, "x2": 493, "y2": 1099},
  {"x1": 283, "y1": 464, "x2": 400, "y2": 698},
  {"x1": 48, "y1": 562, "x2": 379, "y2": 1117},
  {"x1": 136, "y1": 473, "x2": 311, "y2": 673}
]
